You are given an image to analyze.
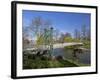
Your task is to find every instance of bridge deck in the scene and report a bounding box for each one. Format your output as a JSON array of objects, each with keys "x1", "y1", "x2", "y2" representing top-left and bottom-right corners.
[{"x1": 24, "y1": 42, "x2": 83, "y2": 51}]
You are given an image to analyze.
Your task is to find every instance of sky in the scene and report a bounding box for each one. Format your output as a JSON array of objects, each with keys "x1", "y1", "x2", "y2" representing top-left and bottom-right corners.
[{"x1": 22, "y1": 10, "x2": 90, "y2": 37}]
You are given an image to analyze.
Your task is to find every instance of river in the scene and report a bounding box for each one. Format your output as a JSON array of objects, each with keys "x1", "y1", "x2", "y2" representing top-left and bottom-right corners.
[{"x1": 52, "y1": 47, "x2": 91, "y2": 65}]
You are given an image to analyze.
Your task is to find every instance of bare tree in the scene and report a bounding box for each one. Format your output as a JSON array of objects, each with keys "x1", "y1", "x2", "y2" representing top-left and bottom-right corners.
[
  {"x1": 59, "y1": 33, "x2": 65, "y2": 43},
  {"x1": 86, "y1": 27, "x2": 91, "y2": 40},
  {"x1": 44, "y1": 20, "x2": 52, "y2": 29},
  {"x1": 81, "y1": 25, "x2": 87, "y2": 41},
  {"x1": 53, "y1": 29, "x2": 60, "y2": 43},
  {"x1": 22, "y1": 26, "x2": 31, "y2": 49},
  {"x1": 30, "y1": 16, "x2": 43, "y2": 37},
  {"x1": 74, "y1": 29, "x2": 79, "y2": 39},
  {"x1": 65, "y1": 32, "x2": 72, "y2": 38}
]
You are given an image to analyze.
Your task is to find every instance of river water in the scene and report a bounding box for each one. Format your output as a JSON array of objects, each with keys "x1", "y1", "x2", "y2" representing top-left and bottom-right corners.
[{"x1": 52, "y1": 48, "x2": 91, "y2": 65}]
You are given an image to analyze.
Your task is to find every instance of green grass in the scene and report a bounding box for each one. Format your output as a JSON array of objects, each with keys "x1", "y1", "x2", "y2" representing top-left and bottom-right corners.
[
  {"x1": 23, "y1": 54, "x2": 78, "y2": 69},
  {"x1": 83, "y1": 41, "x2": 91, "y2": 49},
  {"x1": 63, "y1": 40, "x2": 91, "y2": 50},
  {"x1": 64, "y1": 45, "x2": 74, "y2": 50}
]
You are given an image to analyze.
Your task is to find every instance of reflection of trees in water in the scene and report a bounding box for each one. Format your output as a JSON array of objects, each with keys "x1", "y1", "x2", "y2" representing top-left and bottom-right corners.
[{"x1": 72, "y1": 48, "x2": 83, "y2": 62}]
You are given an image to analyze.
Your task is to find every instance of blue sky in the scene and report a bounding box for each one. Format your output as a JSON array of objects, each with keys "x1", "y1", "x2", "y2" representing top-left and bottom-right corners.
[{"x1": 22, "y1": 10, "x2": 90, "y2": 36}]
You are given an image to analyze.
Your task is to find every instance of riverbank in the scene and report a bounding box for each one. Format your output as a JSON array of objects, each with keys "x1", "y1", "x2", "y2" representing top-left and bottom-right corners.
[
  {"x1": 64, "y1": 45, "x2": 91, "y2": 66},
  {"x1": 23, "y1": 53, "x2": 78, "y2": 69}
]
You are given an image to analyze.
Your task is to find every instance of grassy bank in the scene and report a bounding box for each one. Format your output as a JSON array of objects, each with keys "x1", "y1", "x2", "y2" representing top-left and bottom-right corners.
[
  {"x1": 23, "y1": 54, "x2": 78, "y2": 69},
  {"x1": 83, "y1": 41, "x2": 91, "y2": 49}
]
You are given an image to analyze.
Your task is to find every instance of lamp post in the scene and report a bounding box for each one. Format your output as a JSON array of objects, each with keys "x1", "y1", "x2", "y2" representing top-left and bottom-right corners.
[
  {"x1": 44, "y1": 27, "x2": 53, "y2": 57},
  {"x1": 49, "y1": 27, "x2": 53, "y2": 57}
]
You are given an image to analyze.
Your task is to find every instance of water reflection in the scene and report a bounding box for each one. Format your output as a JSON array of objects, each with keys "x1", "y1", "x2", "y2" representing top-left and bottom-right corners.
[{"x1": 52, "y1": 47, "x2": 91, "y2": 65}]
